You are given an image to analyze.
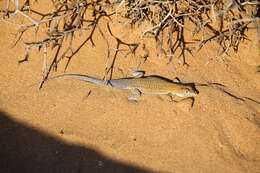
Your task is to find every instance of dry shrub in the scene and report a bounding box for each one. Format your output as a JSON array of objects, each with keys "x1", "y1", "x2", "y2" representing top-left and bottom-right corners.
[{"x1": 119, "y1": 0, "x2": 259, "y2": 64}]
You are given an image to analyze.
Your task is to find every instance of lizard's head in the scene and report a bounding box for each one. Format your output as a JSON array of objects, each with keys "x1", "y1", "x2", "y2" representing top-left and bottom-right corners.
[{"x1": 174, "y1": 85, "x2": 198, "y2": 97}]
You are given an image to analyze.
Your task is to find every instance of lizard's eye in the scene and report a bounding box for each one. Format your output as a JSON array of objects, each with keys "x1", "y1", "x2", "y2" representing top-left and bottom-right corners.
[{"x1": 184, "y1": 89, "x2": 190, "y2": 93}]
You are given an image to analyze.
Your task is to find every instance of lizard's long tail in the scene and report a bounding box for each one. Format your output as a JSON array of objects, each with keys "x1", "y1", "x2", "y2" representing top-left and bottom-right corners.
[{"x1": 51, "y1": 73, "x2": 104, "y2": 85}]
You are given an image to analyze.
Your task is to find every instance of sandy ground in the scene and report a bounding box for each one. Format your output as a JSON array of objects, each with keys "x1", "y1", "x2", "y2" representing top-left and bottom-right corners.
[{"x1": 0, "y1": 4, "x2": 260, "y2": 173}]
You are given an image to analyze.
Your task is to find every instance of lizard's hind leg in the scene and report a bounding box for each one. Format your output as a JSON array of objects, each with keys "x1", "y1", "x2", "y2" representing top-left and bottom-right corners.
[
  {"x1": 128, "y1": 88, "x2": 142, "y2": 101},
  {"x1": 132, "y1": 70, "x2": 145, "y2": 78}
]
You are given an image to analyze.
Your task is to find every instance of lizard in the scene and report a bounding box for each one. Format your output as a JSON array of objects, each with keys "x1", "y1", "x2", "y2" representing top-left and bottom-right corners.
[{"x1": 47, "y1": 72, "x2": 199, "y2": 102}]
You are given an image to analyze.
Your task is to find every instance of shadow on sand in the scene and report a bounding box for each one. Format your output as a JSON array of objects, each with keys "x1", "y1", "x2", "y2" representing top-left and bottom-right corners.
[{"x1": 0, "y1": 111, "x2": 154, "y2": 173}]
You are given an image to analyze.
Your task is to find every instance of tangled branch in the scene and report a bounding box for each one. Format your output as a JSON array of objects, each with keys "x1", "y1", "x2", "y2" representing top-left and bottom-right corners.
[
  {"x1": 0, "y1": 0, "x2": 259, "y2": 86},
  {"x1": 119, "y1": 0, "x2": 259, "y2": 63}
]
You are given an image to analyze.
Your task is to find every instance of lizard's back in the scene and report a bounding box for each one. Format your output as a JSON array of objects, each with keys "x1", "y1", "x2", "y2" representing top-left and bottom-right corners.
[{"x1": 110, "y1": 76, "x2": 188, "y2": 95}]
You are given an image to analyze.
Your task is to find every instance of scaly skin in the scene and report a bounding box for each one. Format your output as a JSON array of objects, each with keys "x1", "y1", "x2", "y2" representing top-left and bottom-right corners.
[
  {"x1": 50, "y1": 73, "x2": 198, "y2": 98},
  {"x1": 109, "y1": 76, "x2": 198, "y2": 97}
]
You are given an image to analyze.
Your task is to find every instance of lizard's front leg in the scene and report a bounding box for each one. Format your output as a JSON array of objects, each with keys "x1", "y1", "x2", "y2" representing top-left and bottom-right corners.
[{"x1": 168, "y1": 94, "x2": 195, "y2": 108}]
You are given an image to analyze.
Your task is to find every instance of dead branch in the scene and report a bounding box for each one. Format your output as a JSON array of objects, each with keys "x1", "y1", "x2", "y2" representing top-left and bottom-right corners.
[
  {"x1": 118, "y1": 0, "x2": 259, "y2": 62},
  {"x1": 104, "y1": 22, "x2": 139, "y2": 81}
]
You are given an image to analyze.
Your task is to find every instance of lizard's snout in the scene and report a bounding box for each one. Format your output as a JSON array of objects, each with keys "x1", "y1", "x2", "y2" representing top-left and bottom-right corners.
[
  {"x1": 182, "y1": 86, "x2": 199, "y2": 97},
  {"x1": 193, "y1": 88, "x2": 199, "y2": 95},
  {"x1": 189, "y1": 92, "x2": 198, "y2": 97}
]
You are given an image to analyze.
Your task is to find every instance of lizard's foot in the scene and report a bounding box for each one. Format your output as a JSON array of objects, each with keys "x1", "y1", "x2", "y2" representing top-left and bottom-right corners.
[
  {"x1": 176, "y1": 97, "x2": 195, "y2": 111},
  {"x1": 168, "y1": 94, "x2": 195, "y2": 109},
  {"x1": 131, "y1": 70, "x2": 145, "y2": 78},
  {"x1": 128, "y1": 88, "x2": 141, "y2": 102},
  {"x1": 167, "y1": 94, "x2": 179, "y2": 102}
]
